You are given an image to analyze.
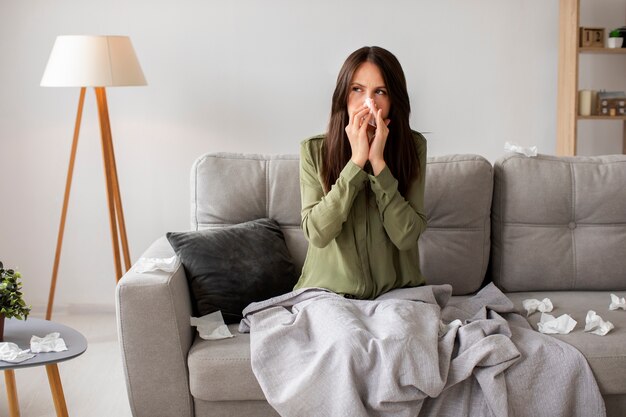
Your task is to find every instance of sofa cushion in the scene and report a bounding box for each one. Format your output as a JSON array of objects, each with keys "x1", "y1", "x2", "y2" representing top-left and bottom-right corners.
[
  {"x1": 187, "y1": 292, "x2": 626, "y2": 402},
  {"x1": 188, "y1": 325, "x2": 265, "y2": 401},
  {"x1": 419, "y1": 155, "x2": 493, "y2": 294},
  {"x1": 506, "y1": 291, "x2": 626, "y2": 395},
  {"x1": 491, "y1": 153, "x2": 626, "y2": 291},
  {"x1": 167, "y1": 218, "x2": 299, "y2": 324}
]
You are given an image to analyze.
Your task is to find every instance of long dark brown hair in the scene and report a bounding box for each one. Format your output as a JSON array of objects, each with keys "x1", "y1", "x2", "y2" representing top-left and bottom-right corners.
[{"x1": 322, "y1": 46, "x2": 420, "y2": 197}]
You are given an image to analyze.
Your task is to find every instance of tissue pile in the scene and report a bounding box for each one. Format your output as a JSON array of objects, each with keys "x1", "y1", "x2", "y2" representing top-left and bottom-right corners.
[
  {"x1": 538, "y1": 313, "x2": 577, "y2": 334},
  {"x1": 609, "y1": 293, "x2": 626, "y2": 311},
  {"x1": 523, "y1": 294, "x2": 623, "y2": 336},
  {"x1": 504, "y1": 141, "x2": 538, "y2": 157},
  {"x1": 0, "y1": 342, "x2": 35, "y2": 363},
  {"x1": 191, "y1": 311, "x2": 233, "y2": 341},
  {"x1": 584, "y1": 311, "x2": 614, "y2": 336},
  {"x1": 0, "y1": 332, "x2": 68, "y2": 364},
  {"x1": 134, "y1": 255, "x2": 179, "y2": 273},
  {"x1": 31, "y1": 332, "x2": 68, "y2": 353},
  {"x1": 523, "y1": 298, "x2": 553, "y2": 316}
]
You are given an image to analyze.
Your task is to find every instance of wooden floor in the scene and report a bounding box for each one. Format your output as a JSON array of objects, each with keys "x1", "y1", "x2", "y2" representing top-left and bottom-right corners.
[{"x1": 0, "y1": 313, "x2": 132, "y2": 417}]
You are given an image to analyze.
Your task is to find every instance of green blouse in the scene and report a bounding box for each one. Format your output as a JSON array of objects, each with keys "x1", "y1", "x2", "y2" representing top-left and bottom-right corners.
[{"x1": 293, "y1": 132, "x2": 428, "y2": 299}]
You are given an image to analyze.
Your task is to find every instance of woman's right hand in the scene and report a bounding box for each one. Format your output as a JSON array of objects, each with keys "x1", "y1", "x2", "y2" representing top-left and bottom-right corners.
[{"x1": 345, "y1": 105, "x2": 371, "y2": 168}]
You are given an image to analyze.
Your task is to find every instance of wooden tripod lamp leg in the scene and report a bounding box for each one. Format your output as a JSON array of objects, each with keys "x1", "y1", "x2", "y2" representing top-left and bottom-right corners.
[
  {"x1": 47, "y1": 87, "x2": 132, "y2": 318},
  {"x1": 98, "y1": 88, "x2": 132, "y2": 275},
  {"x1": 46, "y1": 87, "x2": 86, "y2": 321},
  {"x1": 95, "y1": 87, "x2": 124, "y2": 281}
]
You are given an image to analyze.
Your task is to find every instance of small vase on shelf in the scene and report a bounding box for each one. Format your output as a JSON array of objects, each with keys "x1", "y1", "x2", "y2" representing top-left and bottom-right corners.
[
  {"x1": 607, "y1": 37, "x2": 623, "y2": 48},
  {"x1": 608, "y1": 28, "x2": 625, "y2": 49}
]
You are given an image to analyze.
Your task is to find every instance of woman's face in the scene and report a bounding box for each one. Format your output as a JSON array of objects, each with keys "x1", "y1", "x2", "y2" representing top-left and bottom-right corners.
[{"x1": 346, "y1": 61, "x2": 391, "y2": 121}]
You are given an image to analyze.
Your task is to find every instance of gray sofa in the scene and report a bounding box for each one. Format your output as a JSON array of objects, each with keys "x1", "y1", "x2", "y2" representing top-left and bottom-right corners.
[{"x1": 116, "y1": 151, "x2": 626, "y2": 417}]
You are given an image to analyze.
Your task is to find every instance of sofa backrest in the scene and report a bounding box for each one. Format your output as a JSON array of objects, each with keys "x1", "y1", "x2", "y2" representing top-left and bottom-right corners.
[
  {"x1": 491, "y1": 153, "x2": 626, "y2": 292},
  {"x1": 191, "y1": 152, "x2": 493, "y2": 296},
  {"x1": 420, "y1": 155, "x2": 493, "y2": 294},
  {"x1": 190, "y1": 153, "x2": 307, "y2": 272}
]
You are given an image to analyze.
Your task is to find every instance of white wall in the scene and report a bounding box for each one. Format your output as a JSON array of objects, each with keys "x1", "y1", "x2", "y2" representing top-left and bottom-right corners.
[{"x1": 0, "y1": 0, "x2": 623, "y2": 312}]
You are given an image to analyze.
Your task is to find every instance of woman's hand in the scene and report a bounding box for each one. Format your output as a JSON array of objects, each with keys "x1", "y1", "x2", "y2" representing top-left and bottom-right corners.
[
  {"x1": 345, "y1": 105, "x2": 371, "y2": 168},
  {"x1": 369, "y1": 109, "x2": 391, "y2": 175}
]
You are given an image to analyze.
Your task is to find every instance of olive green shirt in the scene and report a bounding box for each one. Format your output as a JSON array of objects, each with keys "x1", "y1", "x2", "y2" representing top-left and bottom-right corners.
[{"x1": 293, "y1": 132, "x2": 427, "y2": 299}]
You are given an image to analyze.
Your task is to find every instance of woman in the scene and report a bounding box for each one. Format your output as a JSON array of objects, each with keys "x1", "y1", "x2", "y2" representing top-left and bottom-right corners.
[{"x1": 294, "y1": 46, "x2": 427, "y2": 299}]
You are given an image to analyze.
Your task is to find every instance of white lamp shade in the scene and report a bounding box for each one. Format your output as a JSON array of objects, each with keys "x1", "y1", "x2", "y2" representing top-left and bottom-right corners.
[{"x1": 41, "y1": 35, "x2": 147, "y2": 87}]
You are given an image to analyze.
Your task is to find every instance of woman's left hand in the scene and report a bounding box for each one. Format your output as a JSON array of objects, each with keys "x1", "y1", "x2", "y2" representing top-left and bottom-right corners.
[{"x1": 369, "y1": 109, "x2": 391, "y2": 175}]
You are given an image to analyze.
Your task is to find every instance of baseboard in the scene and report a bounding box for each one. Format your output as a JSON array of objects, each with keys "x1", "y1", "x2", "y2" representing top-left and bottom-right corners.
[{"x1": 29, "y1": 303, "x2": 116, "y2": 317}]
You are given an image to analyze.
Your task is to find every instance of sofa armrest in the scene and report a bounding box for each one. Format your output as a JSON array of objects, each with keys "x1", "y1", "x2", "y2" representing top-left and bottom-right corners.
[{"x1": 116, "y1": 236, "x2": 195, "y2": 417}]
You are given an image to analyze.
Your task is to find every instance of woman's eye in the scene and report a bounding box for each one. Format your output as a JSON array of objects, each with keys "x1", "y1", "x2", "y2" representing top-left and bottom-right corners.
[
  {"x1": 352, "y1": 87, "x2": 362, "y2": 93},
  {"x1": 375, "y1": 89, "x2": 387, "y2": 95}
]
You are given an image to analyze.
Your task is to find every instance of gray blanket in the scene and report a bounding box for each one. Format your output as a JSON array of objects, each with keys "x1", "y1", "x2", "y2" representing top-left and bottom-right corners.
[{"x1": 240, "y1": 283, "x2": 605, "y2": 417}]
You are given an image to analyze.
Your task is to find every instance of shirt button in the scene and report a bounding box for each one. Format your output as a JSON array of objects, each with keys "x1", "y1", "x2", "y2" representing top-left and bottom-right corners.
[{"x1": 568, "y1": 222, "x2": 576, "y2": 229}]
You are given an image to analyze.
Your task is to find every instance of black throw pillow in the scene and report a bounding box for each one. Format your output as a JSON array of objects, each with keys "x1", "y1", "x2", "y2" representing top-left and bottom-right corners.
[{"x1": 166, "y1": 218, "x2": 298, "y2": 324}]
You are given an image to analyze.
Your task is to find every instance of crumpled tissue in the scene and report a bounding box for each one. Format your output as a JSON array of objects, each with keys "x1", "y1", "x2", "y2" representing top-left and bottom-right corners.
[
  {"x1": 134, "y1": 255, "x2": 180, "y2": 273},
  {"x1": 364, "y1": 98, "x2": 377, "y2": 127},
  {"x1": 609, "y1": 293, "x2": 626, "y2": 311},
  {"x1": 30, "y1": 332, "x2": 68, "y2": 353},
  {"x1": 537, "y1": 313, "x2": 577, "y2": 334},
  {"x1": 191, "y1": 311, "x2": 234, "y2": 340},
  {"x1": 0, "y1": 342, "x2": 35, "y2": 363},
  {"x1": 504, "y1": 141, "x2": 538, "y2": 157},
  {"x1": 522, "y1": 298, "x2": 553, "y2": 316},
  {"x1": 584, "y1": 310, "x2": 614, "y2": 336}
]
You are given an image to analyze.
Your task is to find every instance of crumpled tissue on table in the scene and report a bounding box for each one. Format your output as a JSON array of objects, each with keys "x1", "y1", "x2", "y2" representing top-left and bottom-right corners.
[
  {"x1": 31, "y1": 332, "x2": 68, "y2": 353},
  {"x1": 0, "y1": 342, "x2": 35, "y2": 363},
  {"x1": 504, "y1": 141, "x2": 538, "y2": 157},
  {"x1": 522, "y1": 298, "x2": 553, "y2": 316},
  {"x1": 584, "y1": 311, "x2": 614, "y2": 336},
  {"x1": 134, "y1": 255, "x2": 180, "y2": 273},
  {"x1": 191, "y1": 311, "x2": 234, "y2": 341},
  {"x1": 609, "y1": 294, "x2": 626, "y2": 311},
  {"x1": 537, "y1": 313, "x2": 577, "y2": 334}
]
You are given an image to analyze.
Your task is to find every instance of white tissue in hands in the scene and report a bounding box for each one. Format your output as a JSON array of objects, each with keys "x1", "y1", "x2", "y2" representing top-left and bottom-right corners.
[
  {"x1": 364, "y1": 98, "x2": 377, "y2": 127},
  {"x1": 191, "y1": 311, "x2": 234, "y2": 340},
  {"x1": 134, "y1": 255, "x2": 180, "y2": 273},
  {"x1": 0, "y1": 342, "x2": 35, "y2": 363},
  {"x1": 522, "y1": 298, "x2": 553, "y2": 316},
  {"x1": 584, "y1": 310, "x2": 614, "y2": 336},
  {"x1": 537, "y1": 313, "x2": 577, "y2": 334},
  {"x1": 31, "y1": 332, "x2": 68, "y2": 353},
  {"x1": 609, "y1": 294, "x2": 626, "y2": 311}
]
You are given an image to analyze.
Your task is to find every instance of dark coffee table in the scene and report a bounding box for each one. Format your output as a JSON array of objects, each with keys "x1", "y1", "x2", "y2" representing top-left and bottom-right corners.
[{"x1": 1, "y1": 318, "x2": 88, "y2": 417}]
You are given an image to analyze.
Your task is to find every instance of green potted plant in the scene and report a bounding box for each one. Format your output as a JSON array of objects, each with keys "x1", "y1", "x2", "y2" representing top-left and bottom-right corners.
[
  {"x1": 0, "y1": 261, "x2": 32, "y2": 341},
  {"x1": 608, "y1": 29, "x2": 624, "y2": 49}
]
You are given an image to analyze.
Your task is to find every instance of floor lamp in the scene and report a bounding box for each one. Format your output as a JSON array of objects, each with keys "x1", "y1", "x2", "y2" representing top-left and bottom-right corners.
[{"x1": 41, "y1": 35, "x2": 147, "y2": 320}]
